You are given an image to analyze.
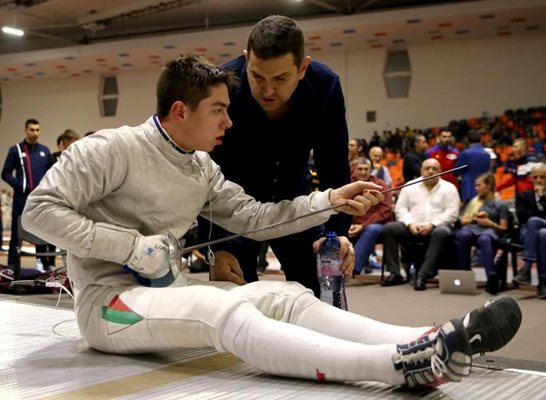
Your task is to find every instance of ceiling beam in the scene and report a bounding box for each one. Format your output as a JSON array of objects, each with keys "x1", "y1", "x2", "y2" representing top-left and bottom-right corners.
[
  {"x1": 303, "y1": 0, "x2": 345, "y2": 14},
  {"x1": 78, "y1": 0, "x2": 202, "y2": 32},
  {"x1": 0, "y1": 0, "x2": 50, "y2": 11}
]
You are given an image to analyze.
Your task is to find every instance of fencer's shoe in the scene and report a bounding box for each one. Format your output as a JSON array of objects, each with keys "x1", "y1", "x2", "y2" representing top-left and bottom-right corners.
[
  {"x1": 393, "y1": 319, "x2": 471, "y2": 388},
  {"x1": 459, "y1": 295, "x2": 522, "y2": 355}
]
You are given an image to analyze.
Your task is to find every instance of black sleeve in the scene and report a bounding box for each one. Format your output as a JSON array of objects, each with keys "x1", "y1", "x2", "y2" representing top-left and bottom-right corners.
[
  {"x1": 516, "y1": 192, "x2": 534, "y2": 225},
  {"x1": 312, "y1": 79, "x2": 351, "y2": 237},
  {"x1": 403, "y1": 154, "x2": 421, "y2": 183}
]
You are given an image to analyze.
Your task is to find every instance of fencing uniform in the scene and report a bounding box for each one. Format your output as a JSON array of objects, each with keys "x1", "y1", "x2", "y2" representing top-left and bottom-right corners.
[{"x1": 23, "y1": 116, "x2": 427, "y2": 385}]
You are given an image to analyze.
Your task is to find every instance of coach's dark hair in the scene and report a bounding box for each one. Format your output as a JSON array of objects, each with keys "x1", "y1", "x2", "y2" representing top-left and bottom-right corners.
[
  {"x1": 156, "y1": 54, "x2": 238, "y2": 119},
  {"x1": 247, "y1": 15, "x2": 305, "y2": 66}
]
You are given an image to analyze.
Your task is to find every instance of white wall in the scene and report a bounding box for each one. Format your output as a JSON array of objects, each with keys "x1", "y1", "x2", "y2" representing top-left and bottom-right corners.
[
  {"x1": 345, "y1": 32, "x2": 546, "y2": 137},
  {"x1": 1, "y1": 31, "x2": 546, "y2": 190},
  {"x1": 0, "y1": 68, "x2": 159, "y2": 155}
]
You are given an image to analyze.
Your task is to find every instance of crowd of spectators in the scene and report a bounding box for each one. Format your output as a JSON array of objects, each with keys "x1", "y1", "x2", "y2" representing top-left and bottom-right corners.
[{"x1": 348, "y1": 106, "x2": 546, "y2": 297}]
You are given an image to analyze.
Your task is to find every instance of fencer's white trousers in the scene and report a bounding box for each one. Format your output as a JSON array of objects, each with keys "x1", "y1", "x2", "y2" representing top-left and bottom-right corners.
[{"x1": 76, "y1": 275, "x2": 427, "y2": 385}]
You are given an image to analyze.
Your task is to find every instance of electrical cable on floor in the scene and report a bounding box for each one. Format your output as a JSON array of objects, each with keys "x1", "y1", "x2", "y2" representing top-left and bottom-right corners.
[{"x1": 51, "y1": 318, "x2": 78, "y2": 339}]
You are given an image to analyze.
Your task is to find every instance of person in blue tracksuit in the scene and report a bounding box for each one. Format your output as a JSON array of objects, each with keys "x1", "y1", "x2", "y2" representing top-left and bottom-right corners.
[{"x1": 2, "y1": 118, "x2": 51, "y2": 268}]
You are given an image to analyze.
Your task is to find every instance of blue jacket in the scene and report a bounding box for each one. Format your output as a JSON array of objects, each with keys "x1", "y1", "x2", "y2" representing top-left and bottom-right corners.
[
  {"x1": 209, "y1": 56, "x2": 351, "y2": 236},
  {"x1": 454, "y1": 144, "x2": 490, "y2": 203},
  {"x1": 2, "y1": 141, "x2": 51, "y2": 196}
]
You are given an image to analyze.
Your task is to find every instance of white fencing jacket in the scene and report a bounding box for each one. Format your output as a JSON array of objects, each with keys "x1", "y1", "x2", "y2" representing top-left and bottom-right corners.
[{"x1": 22, "y1": 116, "x2": 334, "y2": 291}]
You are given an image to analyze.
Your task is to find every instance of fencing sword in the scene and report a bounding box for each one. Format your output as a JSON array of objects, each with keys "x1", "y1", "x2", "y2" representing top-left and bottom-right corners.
[{"x1": 168, "y1": 164, "x2": 468, "y2": 261}]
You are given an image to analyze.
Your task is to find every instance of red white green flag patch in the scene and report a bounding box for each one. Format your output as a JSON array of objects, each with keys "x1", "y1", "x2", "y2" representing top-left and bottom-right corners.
[{"x1": 102, "y1": 294, "x2": 143, "y2": 335}]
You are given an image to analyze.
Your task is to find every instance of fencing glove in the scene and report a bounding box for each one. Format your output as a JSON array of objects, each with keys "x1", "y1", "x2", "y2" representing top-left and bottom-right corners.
[{"x1": 126, "y1": 234, "x2": 171, "y2": 280}]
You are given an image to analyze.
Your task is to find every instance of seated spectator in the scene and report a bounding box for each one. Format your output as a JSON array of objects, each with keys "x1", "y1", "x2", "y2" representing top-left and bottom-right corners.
[
  {"x1": 348, "y1": 138, "x2": 367, "y2": 180},
  {"x1": 368, "y1": 131, "x2": 381, "y2": 149},
  {"x1": 402, "y1": 133, "x2": 427, "y2": 183},
  {"x1": 348, "y1": 158, "x2": 393, "y2": 274},
  {"x1": 425, "y1": 130, "x2": 459, "y2": 189},
  {"x1": 382, "y1": 158, "x2": 460, "y2": 289},
  {"x1": 454, "y1": 129, "x2": 491, "y2": 204},
  {"x1": 369, "y1": 146, "x2": 392, "y2": 187},
  {"x1": 514, "y1": 162, "x2": 546, "y2": 298},
  {"x1": 456, "y1": 173, "x2": 509, "y2": 294},
  {"x1": 497, "y1": 137, "x2": 540, "y2": 194}
]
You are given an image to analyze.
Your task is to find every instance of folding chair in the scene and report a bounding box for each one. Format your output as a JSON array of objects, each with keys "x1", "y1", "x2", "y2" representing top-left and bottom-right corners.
[{"x1": 13, "y1": 216, "x2": 67, "y2": 294}]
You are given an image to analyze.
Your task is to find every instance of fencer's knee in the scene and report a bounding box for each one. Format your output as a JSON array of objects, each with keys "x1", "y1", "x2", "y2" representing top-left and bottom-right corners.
[{"x1": 231, "y1": 280, "x2": 314, "y2": 322}]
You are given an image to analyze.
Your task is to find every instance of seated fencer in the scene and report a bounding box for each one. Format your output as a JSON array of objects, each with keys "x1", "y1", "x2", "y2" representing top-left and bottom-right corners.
[{"x1": 22, "y1": 54, "x2": 521, "y2": 389}]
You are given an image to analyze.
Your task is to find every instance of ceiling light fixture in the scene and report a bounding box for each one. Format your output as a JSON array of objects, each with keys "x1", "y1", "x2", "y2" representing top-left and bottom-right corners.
[{"x1": 2, "y1": 26, "x2": 24, "y2": 36}]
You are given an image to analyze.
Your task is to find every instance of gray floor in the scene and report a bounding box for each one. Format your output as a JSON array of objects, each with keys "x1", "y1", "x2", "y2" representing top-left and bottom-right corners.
[
  {"x1": 2, "y1": 265, "x2": 544, "y2": 362},
  {"x1": 2, "y1": 271, "x2": 546, "y2": 400},
  {"x1": 3, "y1": 299, "x2": 545, "y2": 400}
]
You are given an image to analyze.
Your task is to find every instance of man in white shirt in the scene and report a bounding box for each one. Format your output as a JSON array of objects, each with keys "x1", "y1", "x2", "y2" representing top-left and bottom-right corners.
[{"x1": 381, "y1": 158, "x2": 460, "y2": 290}]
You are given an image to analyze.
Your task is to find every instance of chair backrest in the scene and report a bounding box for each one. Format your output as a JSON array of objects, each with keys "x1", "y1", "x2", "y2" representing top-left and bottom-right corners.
[{"x1": 17, "y1": 216, "x2": 50, "y2": 246}]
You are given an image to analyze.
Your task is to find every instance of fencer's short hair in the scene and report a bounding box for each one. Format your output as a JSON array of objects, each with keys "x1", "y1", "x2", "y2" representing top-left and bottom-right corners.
[
  {"x1": 156, "y1": 54, "x2": 239, "y2": 119},
  {"x1": 247, "y1": 15, "x2": 305, "y2": 66}
]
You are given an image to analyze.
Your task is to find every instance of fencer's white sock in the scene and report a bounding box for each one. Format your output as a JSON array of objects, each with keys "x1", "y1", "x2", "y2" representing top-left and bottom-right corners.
[
  {"x1": 219, "y1": 302, "x2": 405, "y2": 385},
  {"x1": 290, "y1": 292, "x2": 427, "y2": 345}
]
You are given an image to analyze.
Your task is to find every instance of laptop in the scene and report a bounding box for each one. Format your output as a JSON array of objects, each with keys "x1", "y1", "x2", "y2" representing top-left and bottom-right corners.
[{"x1": 438, "y1": 269, "x2": 478, "y2": 295}]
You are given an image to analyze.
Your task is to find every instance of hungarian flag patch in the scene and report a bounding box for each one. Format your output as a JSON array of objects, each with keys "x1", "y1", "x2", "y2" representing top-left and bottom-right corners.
[{"x1": 102, "y1": 294, "x2": 143, "y2": 335}]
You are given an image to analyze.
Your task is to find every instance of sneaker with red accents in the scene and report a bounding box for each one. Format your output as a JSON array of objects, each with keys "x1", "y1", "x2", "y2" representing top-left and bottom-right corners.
[{"x1": 392, "y1": 319, "x2": 472, "y2": 388}]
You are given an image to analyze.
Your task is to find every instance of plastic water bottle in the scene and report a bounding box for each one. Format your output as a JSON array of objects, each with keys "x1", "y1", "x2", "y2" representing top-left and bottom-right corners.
[
  {"x1": 317, "y1": 231, "x2": 348, "y2": 310},
  {"x1": 409, "y1": 263, "x2": 416, "y2": 286}
]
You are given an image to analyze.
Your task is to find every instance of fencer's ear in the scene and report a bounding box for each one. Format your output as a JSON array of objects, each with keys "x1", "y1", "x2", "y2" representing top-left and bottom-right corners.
[
  {"x1": 171, "y1": 101, "x2": 187, "y2": 121},
  {"x1": 243, "y1": 49, "x2": 248, "y2": 61}
]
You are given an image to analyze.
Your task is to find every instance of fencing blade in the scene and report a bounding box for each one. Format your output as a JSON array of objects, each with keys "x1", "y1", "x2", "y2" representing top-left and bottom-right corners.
[{"x1": 176, "y1": 164, "x2": 468, "y2": 255}]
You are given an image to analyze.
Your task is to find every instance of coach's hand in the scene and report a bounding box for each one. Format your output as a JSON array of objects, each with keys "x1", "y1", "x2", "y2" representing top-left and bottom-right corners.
[
  {"x1": 313, "y1": 235, "x2": 355, "y2": 277},
  {"x1": 210, "y1": 251, "x2": 247, "y2": 285}
]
